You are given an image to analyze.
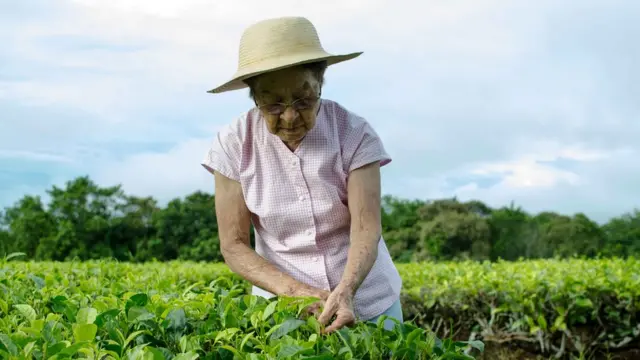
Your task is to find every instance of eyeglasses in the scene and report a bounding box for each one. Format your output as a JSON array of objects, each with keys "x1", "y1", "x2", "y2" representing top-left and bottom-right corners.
[{"x1": 257, "y1": 96, "x2": 320, "y2": 115}]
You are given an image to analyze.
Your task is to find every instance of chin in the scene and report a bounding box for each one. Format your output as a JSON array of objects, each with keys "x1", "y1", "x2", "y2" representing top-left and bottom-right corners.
[
  {"x1": 279, "y1": 129, "x2": 306, "y2": 139},
  {"x1": 279, "y1": 134, "x2": 303, "y2": 142}
]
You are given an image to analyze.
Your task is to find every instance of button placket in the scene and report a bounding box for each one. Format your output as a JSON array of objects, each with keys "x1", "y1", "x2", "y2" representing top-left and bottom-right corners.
[
  {"x1": 290, "y1": 155, "x2": 317, "y2": 250},
  {"x1": 292, "y1": 156, "x2": 308, "y2": 203}
]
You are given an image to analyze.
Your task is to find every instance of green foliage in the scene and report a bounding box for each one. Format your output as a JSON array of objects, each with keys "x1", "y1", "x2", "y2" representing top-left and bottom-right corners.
[
  {"x1": 400, "y1": 258, "x2": 640, "y2": 359},
  {"x1": 381, "y1": 196, "x2": 640, "y2": 263},
  {"x1": 2, "y1": 259, "x2": 637, "y2": 358},
  {"x1": 0, "y1": 260, "x2": 479, "y2": 359},
  {"x1": 2, "y1": 176, "x2": 639, "y2": 263}
]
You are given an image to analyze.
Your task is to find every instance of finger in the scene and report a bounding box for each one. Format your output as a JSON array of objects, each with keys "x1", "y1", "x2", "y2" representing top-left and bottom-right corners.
[
  {"x1": 304, "y1": 302, "x2": 322, "y2": 317},
  {"x1": 317, "y1": 302, "x2": 337, "y2": 326},
  {"x1": 309, "y1": 304, "x2": 322, "y2": 317},
  {"x1": 323, "y1": 314, "x2": 354, "y2": 334},
  {"x1": 300, "y1": 308, "x2": 312, "y2": 319}
]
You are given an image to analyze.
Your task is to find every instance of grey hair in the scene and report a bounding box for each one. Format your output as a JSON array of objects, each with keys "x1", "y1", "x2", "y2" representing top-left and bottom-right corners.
[{"x1": 243, "y1": 61, "x2": 328, "y2": 101}]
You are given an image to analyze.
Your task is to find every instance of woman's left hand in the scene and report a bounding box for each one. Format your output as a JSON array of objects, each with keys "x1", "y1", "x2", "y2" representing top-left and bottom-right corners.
[{"x1": 317, "y1": 285, "x2": 356, "y2": 333}]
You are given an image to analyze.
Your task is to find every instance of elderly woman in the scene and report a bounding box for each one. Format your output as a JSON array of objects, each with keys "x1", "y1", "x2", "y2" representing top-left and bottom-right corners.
[{"x1": 201, "y1": 16, "x2": 402, "y2": 333}]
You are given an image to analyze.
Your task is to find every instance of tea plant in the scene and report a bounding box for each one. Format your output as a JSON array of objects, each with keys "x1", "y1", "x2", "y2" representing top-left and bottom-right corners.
[
  {"x1": 0, "y1": 259, "x2": 481, "y2": 359},
  {"x1": 400, "y1": 258, "x2": 640, "y2": 358}
]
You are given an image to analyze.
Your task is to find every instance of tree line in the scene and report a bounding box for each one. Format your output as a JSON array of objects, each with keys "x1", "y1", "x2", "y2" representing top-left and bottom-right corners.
[{"x1": 1, "y1": 176, "x2": 638, "y2": 262}]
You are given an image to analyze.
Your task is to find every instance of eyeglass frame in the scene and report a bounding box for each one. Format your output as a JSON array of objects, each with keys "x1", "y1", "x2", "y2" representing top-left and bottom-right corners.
[{"x1": 255, "y1": 93, "x2": 322, "y2": 115}]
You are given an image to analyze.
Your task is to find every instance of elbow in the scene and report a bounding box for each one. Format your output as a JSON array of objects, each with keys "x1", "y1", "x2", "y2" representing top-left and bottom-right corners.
[
  {"x1": 351, "y1": 218, "x2": 382, "y2": 243},
  {"x1": 351, "y1": 226, "x2": 382, "y2": 254},
  {"x1": 220, "y1": 240, "x2": 243, "y2": 265},
  {"x1": 220, "y1": 248, "x2": 233, "y2": 266}
]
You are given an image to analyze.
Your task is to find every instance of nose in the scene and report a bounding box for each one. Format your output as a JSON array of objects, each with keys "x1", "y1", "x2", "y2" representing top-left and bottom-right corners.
[{"x1": 280, "y1": 106, "x2": 299, "y2": 126}]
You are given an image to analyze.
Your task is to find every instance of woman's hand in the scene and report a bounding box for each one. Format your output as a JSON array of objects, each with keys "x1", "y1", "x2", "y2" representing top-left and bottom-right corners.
[
  {"x1": 317, "y1": 285, "x2": 356, "y2": 333},
  {"x1": 288, "y1": 284, "x2": 331, "y2": 318}
]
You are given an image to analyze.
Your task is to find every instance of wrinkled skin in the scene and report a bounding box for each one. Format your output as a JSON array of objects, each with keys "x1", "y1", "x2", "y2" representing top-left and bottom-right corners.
[{"x1": 250, "y1": 66, "x2": 322, "y2": 151}]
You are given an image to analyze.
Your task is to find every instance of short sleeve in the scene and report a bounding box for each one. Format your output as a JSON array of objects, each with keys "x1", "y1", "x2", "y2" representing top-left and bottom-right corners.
[
  {"x1": 343, "y1": 119, "x2": 392, "y2": 173},
  {"x1": 201, "y1": 123, "x2": 242, "y2": 181}
]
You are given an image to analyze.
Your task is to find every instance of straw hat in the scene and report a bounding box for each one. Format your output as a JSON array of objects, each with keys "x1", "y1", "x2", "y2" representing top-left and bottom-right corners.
[{"x1": 207, "y1": 16, "x2": 363, "y2": 94}]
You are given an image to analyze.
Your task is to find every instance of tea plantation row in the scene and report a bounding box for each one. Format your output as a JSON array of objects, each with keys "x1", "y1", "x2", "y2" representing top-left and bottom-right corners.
[
  {"x1": 399, "y1": 258, "x2": 640, "y2": 359},
  {"x1": 0, "y1": 259, "x2": 477, "y2": 360},
  {"x1": 1, "y1": 258, "x2": 638, "y2": 359}
]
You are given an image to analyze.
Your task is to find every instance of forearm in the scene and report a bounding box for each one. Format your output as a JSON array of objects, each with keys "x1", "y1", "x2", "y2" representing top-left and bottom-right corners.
[
  {"x1": 222, "y1": 240, "x2": 327, "y2": 298},
  {"x1": 339, "y1": 161, "x2": 384, "y2": 296},
  {"x1": 337, "y1": 228, "x2": 380, "y2": 295}
]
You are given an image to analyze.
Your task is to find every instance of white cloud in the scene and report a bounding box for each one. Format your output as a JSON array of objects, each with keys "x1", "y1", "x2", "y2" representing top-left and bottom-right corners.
[
  {"x1": 474, "y1": 161, "x2": 581, "y2": 189},
  {"x1": 91, "y1": 138, "x2": 215, "y2": 203},
  {"x1": 1, "y1": 0, "x2": 639, "y2": 223},
  {"x1": 453, "y1": 148, "x2": 638, "y2": 221},
  {"x1": 3, "y1": 0, "x2": 542, "y2": 118}
]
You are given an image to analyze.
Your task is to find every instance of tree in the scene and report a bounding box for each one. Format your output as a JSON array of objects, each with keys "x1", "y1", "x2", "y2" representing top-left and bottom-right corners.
[
  {"x1": 3, "y1": 195, "x2": 56, "y2": 259},
  {"x1": 381, "y1": 195, "x2": 424, "y2": 262},
  {"x1": 488, "y1": 204, "x2": 535, "y2": 261},
  {"x1": 535, "y1": 212, "x2": 604, "y2": 258},
  {"x1": 601, "y1": 209, "x2": 640, "y2": 257},
  {"x1": 0, "y1": 175, "x2": 638, "y2": 263},
  {"x1": 414, "y1": 199, "x2": 492, "y2": 261}
]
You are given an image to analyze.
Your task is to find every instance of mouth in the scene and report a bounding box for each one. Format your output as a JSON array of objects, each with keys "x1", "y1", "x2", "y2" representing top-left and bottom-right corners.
[{"x1": 280, "y1": 125, "x2": 304, "y2": 132}]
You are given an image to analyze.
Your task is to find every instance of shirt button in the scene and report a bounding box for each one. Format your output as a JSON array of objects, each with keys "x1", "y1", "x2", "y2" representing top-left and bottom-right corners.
[
  {"x1": 299, "y1": 195, "x2": 305, "y2": 201},
  {"x1": 312, "y1": 256, "x2": 319, "y2": 262},
  {"x1": 306, "y1": 229, "x2": 312, "y2": 236}
]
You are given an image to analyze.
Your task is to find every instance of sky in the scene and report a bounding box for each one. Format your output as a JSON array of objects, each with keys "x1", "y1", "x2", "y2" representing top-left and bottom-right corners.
[{"x1": 1, "y1": 0, "x2": 638, "y2": 223}]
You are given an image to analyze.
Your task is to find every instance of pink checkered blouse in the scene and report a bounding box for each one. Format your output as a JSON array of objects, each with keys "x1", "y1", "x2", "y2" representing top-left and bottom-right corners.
[{"x1": 201, "y1": 99, "x2": 402, "y2": 320}]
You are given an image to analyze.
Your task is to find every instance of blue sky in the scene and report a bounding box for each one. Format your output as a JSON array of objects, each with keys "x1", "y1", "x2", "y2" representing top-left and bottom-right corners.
[{"x1": 1, "y1": 0, "x2": 639, "y2": 223}]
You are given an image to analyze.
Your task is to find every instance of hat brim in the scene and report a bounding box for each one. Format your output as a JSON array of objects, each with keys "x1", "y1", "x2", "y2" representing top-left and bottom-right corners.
[{"x1": 207, "y1": 51, "x2": 363, "y2": 94}]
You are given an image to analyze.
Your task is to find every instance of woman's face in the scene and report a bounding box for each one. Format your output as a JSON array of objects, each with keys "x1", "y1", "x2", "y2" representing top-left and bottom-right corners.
[{"x1": 251, "y1": 66, "x2": 321, "y2": 150}]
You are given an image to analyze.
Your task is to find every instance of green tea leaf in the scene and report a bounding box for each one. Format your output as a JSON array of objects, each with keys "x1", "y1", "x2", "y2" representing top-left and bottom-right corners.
[
  {"x1": 13, "y1": 304, "x2": 37, "y2": 323},
  {"x1": 0, "y1": 333, "x2": 18, "y2": 356},
  {"x1": 163, "y1": 308, "x2": 187, "y2": 332},
  {"x1": 128, "y1": 307, "x2": 155, "y2": 323},
  {"x1": 278, "y1": 344, "x2": 305, "y2": 357},
  {"x1": 73, "y1": 323, "x2": 98, "y2": 342},
  {"x1": 76, "y1": 307, "x2": 98, "y2": 325},
  {"x1": 269, "y1": 318, "x2": 306, "y2": 340},
  {"x1": 173, "y1": 351, "x2": 199, "y2": 360},
  {"x1": 262, "y1": 301, "x2": 277, "y2": 322},
  {"x1": 575, "y1": 298, "x2": 594, "y2": 308},
  {"x1": 466, "y1": 340, "x2": 485, "y2": 352}
]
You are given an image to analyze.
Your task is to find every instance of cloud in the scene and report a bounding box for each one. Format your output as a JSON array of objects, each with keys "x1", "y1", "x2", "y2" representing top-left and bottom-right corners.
[
  {"x1": 1, "y1": 0, "x2": 639, "y2": 225},
  {"x1": 388, "y1": 144, "x2": 639, "y2": 222},
  {"x1": 450, "y1": 147, "x2": 640, "y2": 222},
  {"x1": 91, "y1": 137, "x2": 216, "y2": 204}
]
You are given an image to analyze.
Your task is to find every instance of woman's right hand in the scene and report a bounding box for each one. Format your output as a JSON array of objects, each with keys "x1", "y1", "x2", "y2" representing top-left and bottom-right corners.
[{"x1": 290, "y1": 284, "x2": 331, "y2": 318}]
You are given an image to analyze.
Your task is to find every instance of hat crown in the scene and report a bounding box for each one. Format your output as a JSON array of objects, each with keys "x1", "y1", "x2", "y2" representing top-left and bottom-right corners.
[
  {"x1": 237, "y1": 17, "x2": 325, "y2": 69},
  {"x1": 207, "y1": 16, "x2": 361, "y2": 93}
]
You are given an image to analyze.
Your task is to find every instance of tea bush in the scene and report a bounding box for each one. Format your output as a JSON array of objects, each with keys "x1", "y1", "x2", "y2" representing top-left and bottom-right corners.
[
  {"x1": 2, "y1": 257, "x2": 638, "y2": 359},
  {"x1": 400, "y1": 258, "x2": 640, "y2": 358},
  {"x1": 0, "y1": 259, "x2": 480, "y2": 359}
]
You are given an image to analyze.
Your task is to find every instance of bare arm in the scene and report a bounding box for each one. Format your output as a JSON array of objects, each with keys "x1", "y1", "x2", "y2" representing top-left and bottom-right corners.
[
  {"x1": 214, "y1": 171, "x2": 329, "y2": 299},
  {"x1": 317, "y1": 161, "x2": 383, "y2": 332},
  {"x1": 336, "y1": 161, "x2": 382, "y2": 296}
]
